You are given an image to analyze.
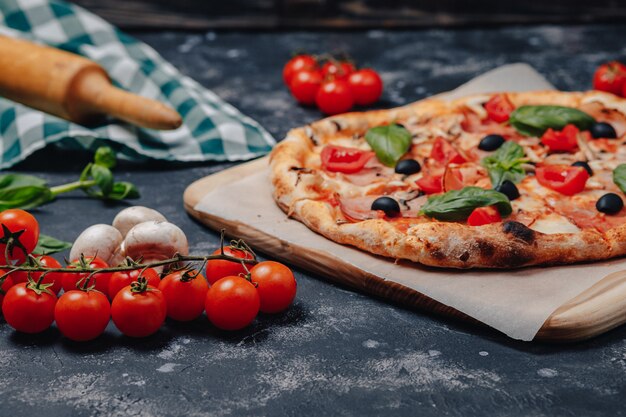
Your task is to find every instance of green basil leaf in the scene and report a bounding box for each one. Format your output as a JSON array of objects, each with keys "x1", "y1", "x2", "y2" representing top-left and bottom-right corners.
[
  {"x1": 509, "y1": 105, "x2": 596, "y2": 137},
  {"x1": 0, "y1": 185, "x2": 53, "y2": 210},
  {"x1": 420, "y1": 186, "x2": 512, "y2": 221},
  {"x1": 34, "y1": 234, "x2": 72, "y2": 255},
  {"x1": 94, "y1": 146, "x2": 116, "y2": 169},
  {"x1": 481, "y1": 141, "x2": 528, "y2": 187},
  {"x1": 613, "y1": 164, "x2": 626, "y2": 194},
  {"x1": 106, "y1": 182, "x2": 140, "y2": 200},
  {"x1": 365, "y1": 124, "x2": 412, "y2": 167},
  {"x1": 0, "y1": 174, "x2": 47, "y2": 189},
  {"x1": 90, "y1": 164, "x2": 114, "y2": 195}
]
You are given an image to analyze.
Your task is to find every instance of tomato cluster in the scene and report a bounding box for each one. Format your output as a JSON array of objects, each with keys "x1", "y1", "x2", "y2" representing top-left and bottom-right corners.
[
  {"x1": 593, "y1": 61, "x2": 626, "y2": 96},
  {"x1": 0, "y1": 210, "x2": 297, "y2": 341},
  {"x1": 283, "y1": 54, "x2": 383, "y2": 115}
]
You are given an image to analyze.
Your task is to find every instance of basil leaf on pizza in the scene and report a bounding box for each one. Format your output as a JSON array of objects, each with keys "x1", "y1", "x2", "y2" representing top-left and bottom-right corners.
[
  {"x1": 420, "y1": 186, "x2": 512, "y2": 221},
  {"x1": 509, "y1": 105, "x2": 596, "y2": 137},
  {"x1": 613, "y1": 164, "x2": 626, "y2": 193},
  {"x1": 482, "y1": 141, "x2": 527, "y2": 187},
  {"x1": 365, "y1": 124, "x2": 412, "y2": 167}
]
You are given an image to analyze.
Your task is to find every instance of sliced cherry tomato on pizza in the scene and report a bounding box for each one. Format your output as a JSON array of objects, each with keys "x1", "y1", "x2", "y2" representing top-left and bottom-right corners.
[
  {"x1": 430, "y1": 137, "x2": 466, "y2": 165},
  {"x1": 467, "y1": 206, "x2": 502, "y2": 226},
  {"x1": 540, "y1": 124, "x2": 580, "y2": 152},
  {"x1": 535, "y1": 165, "x2": 589, "y2": 196},
  {"x1": 320, "y1": 145, "x2": 375, "y2": 174},
  {"x1": 416, "y1": 175, "x2": 443, "y2": 194},
  {"x1": 484, "y1": 94, "x2": 515, "y2": 123},
  {"x1": 593, "y1": 61, "x2": 626, "y2": 96}
]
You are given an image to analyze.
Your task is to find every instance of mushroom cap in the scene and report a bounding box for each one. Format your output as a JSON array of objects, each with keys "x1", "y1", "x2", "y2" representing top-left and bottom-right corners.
[
  {"x1": 122, "y1": 220, "x2": 188, "y2": 262},
  {"x1": 70, "y1": 224, "x2": 124, "y2": 266},
  {"x1": 112, "y1": 206, "x2": 167, "y2": 238}
]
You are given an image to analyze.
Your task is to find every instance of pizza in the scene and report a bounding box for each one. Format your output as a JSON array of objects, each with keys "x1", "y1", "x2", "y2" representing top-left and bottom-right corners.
[{"x1": 269, "y1": 90, "x2": 626, "y2": 268}]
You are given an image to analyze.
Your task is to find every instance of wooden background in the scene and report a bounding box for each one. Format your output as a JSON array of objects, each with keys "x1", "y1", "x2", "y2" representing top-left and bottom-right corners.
[{"x1": 73, "y1": 0, "x2": 626, "y2": 30}]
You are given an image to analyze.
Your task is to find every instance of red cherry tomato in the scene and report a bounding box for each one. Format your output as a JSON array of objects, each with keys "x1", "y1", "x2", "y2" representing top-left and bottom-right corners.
[
  {"x1": 347, "y1": 69, "x2": 383, "y2": 106},
  {"x1": 289, "y1": 69, "x2": 323, "y2": 105},
  {"x1": 0, "y1": 209, "x2": 39, "y2": 264},
  {"x1": 416, "y1": 175, "x2": 443, "y2": 194},
  {"x1": 484, "y1": 94, "x2": 515, "y2": 123},
  {"x1": 205, "y1": 246, "x2": 254, "y2": 285},
  {"x1": 431, "y1": 137, "x2": 466, "y2": 165},
  {"x1": 11, "y1": 255, "x2": 64, "y2": 294},
  {"x1": 320, "y1": 145, "x2": 375, "y2": 174},
  {"x1": 159, "y1": 270, "x2": 209, "y2": 321},
  {"x1": 536, "y1": 165, "x2": 589, "y2": 196},
  {"x1": 2, "y1": 282, "x2": 56, "y2": 333},
  {"x1": 108, "y1": 268, "x2": 160, "y2": 299},
  {"x1": 283, "y1": 54, "x2": 318, "y2": 86},
  {"x1": 467, "y1": 206, "x2": 502, "y2": 226},
  {"x1": 316, "y1": 80, "x2": 354, "y2": 115},
  {"x1": 111, "y1": 284, "x2": 166, "y2": 337},
  {"x1": 250, "y1": 261, "x2": 297, "y2": 314},
  {"x1": 321, "y1": 61, "x2": 355, "y2": 81},
  {"x1": 593, "y1": 61, "x2": 626, "y2": 96},
  {"x1": 541, "y1": 124, "x2": 580, "y2": 152},
  {"x1": 55, "y1": 290, "x2": 110, "y2": 341},
  {"x1": 205, "y1": 276, "x2": 260, "y2": 331},
  {"x1": 64, "y1": 257, "x2": 112, "y2": 296},
  {"x1": 0, "y1": 273, "x2": 14, "y2": 309}
]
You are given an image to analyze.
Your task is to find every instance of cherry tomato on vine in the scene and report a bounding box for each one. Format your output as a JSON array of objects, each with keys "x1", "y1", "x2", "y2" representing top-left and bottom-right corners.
[
  {"x1": 316, "y1": 79, "x2": 354, "y2": 115},
  {"x1": 593, "y1": 61, "x2": 626, "y2": 96},
  {"x1": 108, "y1": 268, "x2": 160, "y2": 299},
  {"x1": 55, "y1": 290, "x2": 111, "y2": 342},
  {"x1": 12, "y1": 255, "x2": 64, "y2": 294},
  {"x1": 347, "y1": 69, "x2": 383, "y2": 106},
  {"x1": 250, "y1": 261, "x2": 297, "y2": 314},
  {"x1": 321, "y1": 60, "x2": 355, "y2": 81},
  {"x1": 64, "y1": 257, "x2": 112, "y2": 296},
  {"x1": 0, "y1": 272, "x2": 14, "y2": 309},
  {"x1": 205, "y1": 246, "x2": 254, "y2": 285},
  {"x1": 111, "y1": 280, "x2": 166, "y2": 337},
  {"x1": 0, "y1": 209, "x2": 39, "y2": 264},
  {"x1": 205, "y1": 276, "x2": 260, "y2": 331},
  {"x1": 2, "y1": 282, "x2": 56, "y2": 333},
  {"x1": 159, "y1": 270, "x2": 209, "y2": 321},
  {"x1": 283, "y1": 54, "x2": 318, "y2": 85},
  {"x1": 289, "y1": 69, "x2": 323, "y2": 105}
]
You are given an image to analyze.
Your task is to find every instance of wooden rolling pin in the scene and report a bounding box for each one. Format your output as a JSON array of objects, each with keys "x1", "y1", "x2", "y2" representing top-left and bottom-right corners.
[{"x1": 0, "y1": 35, "x2": 182, "y2": 130}]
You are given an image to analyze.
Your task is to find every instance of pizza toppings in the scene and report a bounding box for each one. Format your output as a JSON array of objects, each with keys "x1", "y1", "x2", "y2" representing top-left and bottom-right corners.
[
  {"x1": 371, "y1": 197, "x2": 401, "y2": 217},
  {"x1": 419, "y1": 186, "x2": 512, "y2": 221},
  {"x1": 612, "y1": 164, "x2": 626, "y2": 193},
  {"x1": 416, "y1": 175, "x2": 443, "y2": 194},
  {"x1": 589, "y1": 121, "x2": 618, "y2": 139},
  {"x1": 535, "y1": 165, "x2": 590, "y2": 195},
  {"x1": 467, "y1": 206, "x2": 502, "y2": 226},
  {"x1": 596, "y1": 193, "x2": 624, "y2": 214},
  {"x1": 478, "y1": 134, "x2": 505, "y2": 151},
  {"x1": 494, "y1": 180, "x2": 520, "y2": 201},
  {"x1": 509, "y1": 105, "x2": 596, "y2": 137},
  {"x1": 482, "y1": 141, "x2": 527, "y2": 187},
  {"x1": 431, "y1": 137, "x2": 466, "y2": 165},
  {"x1": 484, "y1": 94, "x2": 515, "y2": 123},
  {"x1": 364, "y1": 124, "x2": 412, "y2": 166},
  {"x1": 394, "y1": 159, "x2": 421, "y2": 175},
  {"x1": 572, "y1": 161, "x2": 593, "y2": 176},
  {"x1": 320, "y1": 145, "x2": 374, "y2": 174},
  {"x1": 540, "y1": 124, "x2": 580, "y2": 152}
]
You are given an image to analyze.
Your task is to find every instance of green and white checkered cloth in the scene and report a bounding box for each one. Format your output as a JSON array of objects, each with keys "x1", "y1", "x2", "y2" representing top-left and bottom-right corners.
[{"x1": 0, "y1": 0, "x2": 275, "y2": 168}]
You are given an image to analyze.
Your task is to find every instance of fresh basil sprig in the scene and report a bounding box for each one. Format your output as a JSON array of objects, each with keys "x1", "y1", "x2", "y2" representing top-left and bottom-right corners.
[
  {"x1": 420, "y1": 186, "x2": 512, "y2": 221},
  {"x1": 613, "y1": 164, "x2": 626, "y2": 194},
  {"x1": 481, "y1": 141, "x2": 528, "y2": 187},
  {"x1": 365, "y1": 124, "x2": 412, "y2": 167},
  {"x1": 0, "y1": 146, "x2": 139, "y2": 210},
  {"x1": 34, "y1": 234, "x2": 72, "y2": 255},
  {"x1": 509, "y1": 105, "x2": 595, "y2": 137}
]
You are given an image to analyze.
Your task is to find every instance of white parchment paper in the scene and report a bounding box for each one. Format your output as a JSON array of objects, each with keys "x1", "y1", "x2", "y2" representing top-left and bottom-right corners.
[{"x1": 194, "y1": 64, "x2": 626, "y2": 341}]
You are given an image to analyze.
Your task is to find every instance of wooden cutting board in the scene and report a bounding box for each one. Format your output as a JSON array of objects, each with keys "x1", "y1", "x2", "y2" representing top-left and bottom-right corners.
[{"x1": 184, "y1": 157, "x2": 626, "y2": 342}]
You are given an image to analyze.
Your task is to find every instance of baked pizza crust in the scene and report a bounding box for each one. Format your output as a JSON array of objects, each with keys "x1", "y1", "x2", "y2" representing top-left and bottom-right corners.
[{"x1": 269, "y1": 90, "x2": 626, "y2": 268}]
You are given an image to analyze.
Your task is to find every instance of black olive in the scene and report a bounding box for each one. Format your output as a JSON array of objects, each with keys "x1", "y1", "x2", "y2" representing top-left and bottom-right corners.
[
  {"x1": 395, "y1": 159, "x2": 421, "y2": 175},
  {"x1": 495, "y1": 180, "x2": 520, "y2": 201},
  {"x1": 590, "y1": 122, "x2": 617, "y2": 139},
  {"x1": 371, "y1": 197, "x2": 401, "y2": 217},
  {"x1": 478, "y1": 134, "x2": 505, "y2": 151},
  {"x1": 596, "y1": 193, "x2": 624, "y2": 214},
  {"x1": 571, "y1": 161, "x2": 593, "y2": 176}
]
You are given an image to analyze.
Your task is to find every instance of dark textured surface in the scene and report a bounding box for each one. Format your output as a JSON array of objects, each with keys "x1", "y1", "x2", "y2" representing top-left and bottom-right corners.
[{"x1": 2, "y1": 26, "x2": 626, "y2": 417}]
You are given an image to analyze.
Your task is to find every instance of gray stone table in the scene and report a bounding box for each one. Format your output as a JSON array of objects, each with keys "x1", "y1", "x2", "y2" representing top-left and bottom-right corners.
[{"x1": 0, "y1": 25, "x2": 625, "y2": 417}]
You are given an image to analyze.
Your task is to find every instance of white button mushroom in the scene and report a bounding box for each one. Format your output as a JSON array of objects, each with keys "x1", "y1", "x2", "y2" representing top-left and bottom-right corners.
[
  {"x1": 112, "y1": 206, "x2": 167, "y2": 238},
  {"x1": 69, "y1": 224, "x2": 124, "y2": 266},
  {"x1": 122, "y1": 220, "x2": 188, "y2": 263}
]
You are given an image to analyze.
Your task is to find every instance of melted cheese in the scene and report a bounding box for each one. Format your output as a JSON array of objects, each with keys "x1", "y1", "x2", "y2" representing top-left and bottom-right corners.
[{"x1": 529, "y1": 213, "x2": 581, "y2": 234}]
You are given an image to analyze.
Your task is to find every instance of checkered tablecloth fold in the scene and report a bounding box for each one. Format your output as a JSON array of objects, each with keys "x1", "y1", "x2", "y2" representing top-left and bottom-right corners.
[{"x1": 0, "y1": 0, "x2": 275, "y2": 167}]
